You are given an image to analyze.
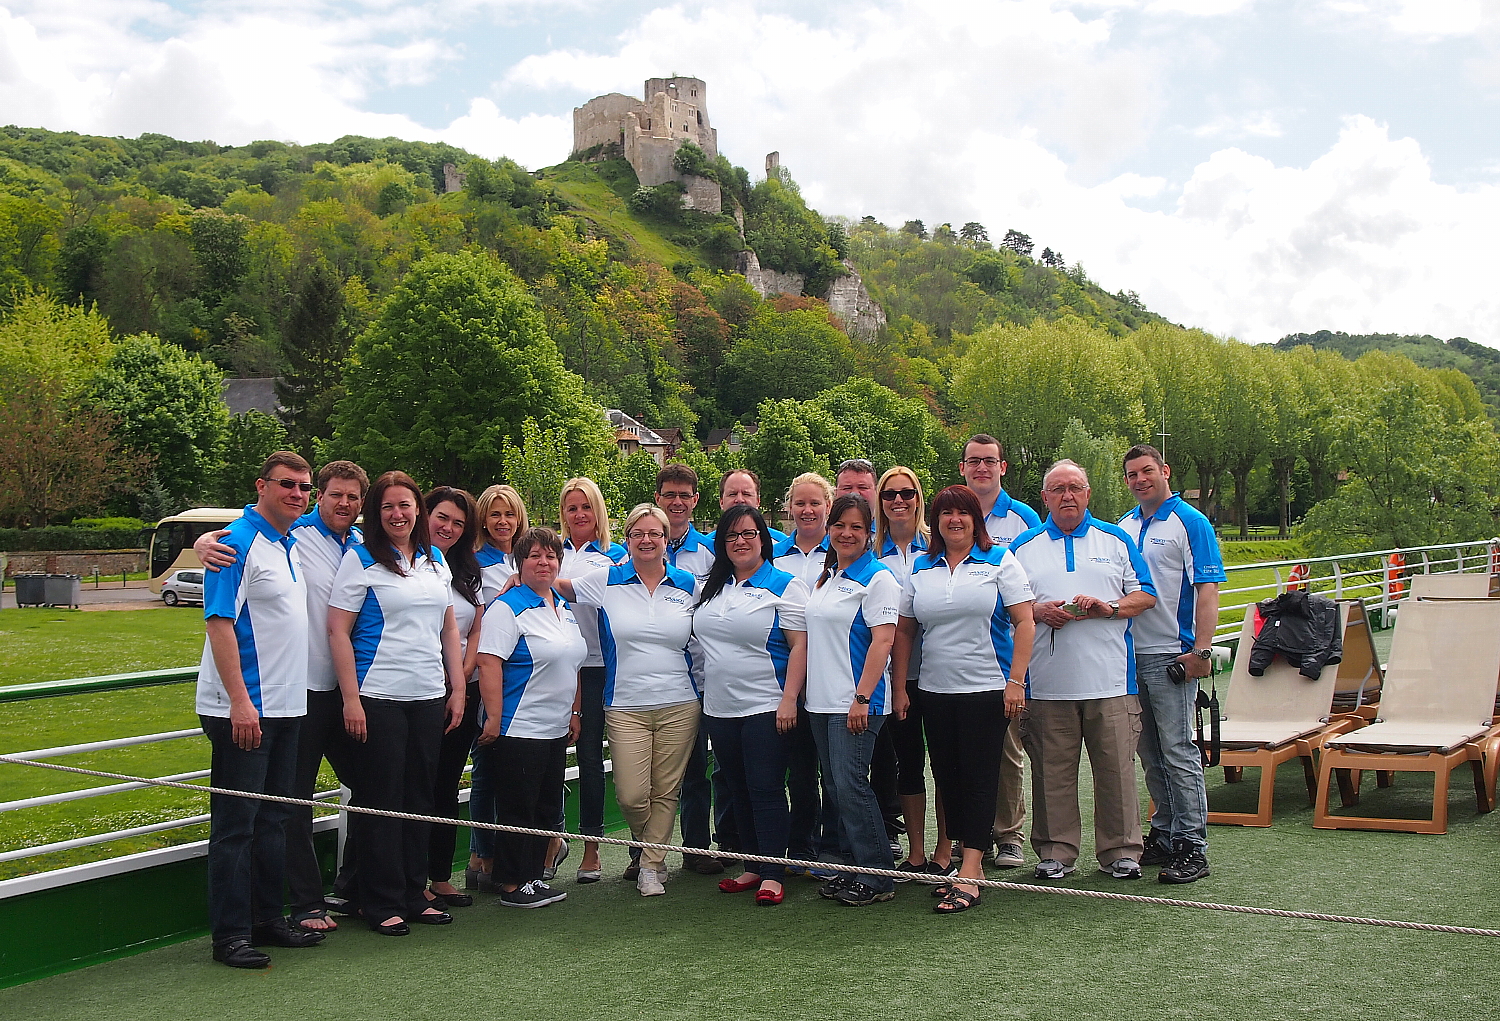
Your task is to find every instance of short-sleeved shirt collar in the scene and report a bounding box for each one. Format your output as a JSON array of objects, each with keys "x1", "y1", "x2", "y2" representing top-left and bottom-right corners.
[
  {"x1": 1122, "y1": 492, "x2": 1185, "y2": 524},
  {"x1": 1044, "y1": 510, "x2": 1096, "y2": 540}
]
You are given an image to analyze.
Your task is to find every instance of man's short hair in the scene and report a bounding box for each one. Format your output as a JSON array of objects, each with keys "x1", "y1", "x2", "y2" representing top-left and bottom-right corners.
[
  {"x1": 1123, "y1": 444, "x2": 1165, "y2": 470},
  {"x1": 260, "y1": 450, "x2": 312, "y2": 479},
  {"x1": 656, "y1": 463, "x2": 699, "y2": 493},
  {"x1": 964, "y1": 434, "x2": 1005, "y2": 459},
  {"x1": 719, "y1": 468, "x2": 761, "y2": 499},
  {"x1": 316, "y1": 460, "x2": 370, "y2": 495},
  {"x1": 835, "y1": 458, "x2": 877, "y2": 479},
  {"x1": 1042, "y1": 458, "x2": 1088, "y2": 489}
]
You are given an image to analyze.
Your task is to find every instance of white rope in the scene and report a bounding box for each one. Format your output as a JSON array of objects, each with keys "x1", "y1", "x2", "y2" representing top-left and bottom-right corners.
[{"x1": 3, "y1": 752, "x2": 1497, "y2": 938}]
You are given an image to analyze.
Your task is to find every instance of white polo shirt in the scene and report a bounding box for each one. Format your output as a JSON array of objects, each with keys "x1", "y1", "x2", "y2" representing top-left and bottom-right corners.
[
  {"x1": 288, "y1": 510, "x2": 362, "y2": 693},
  {"x1": 478, "y1": 586, "x2": 588, "y2": 740},
  {"x1": 562, "y1": 539, "x2": 626, "y2": 669},
  {"x1": 329, "y1": 544, "x2": 453, "y2": 701},
  {"x1": 667, "y1": 525, "x2": 716, "y2": 582},
  {"x1": 452, "y1": 582, "x2": 480, "y2": 663},
  {"x1": 982, "y1": 489, "x2": 1041, "y2": 546},
  {"x1": 803, "y1": 550, "x2": 901, "y2": 715},
  {"x1": 1117, "y1": 494, "x2": 1227, "y2": 654},
  {"x1": 570, "y1": 562, "x2": 699, "y2": 710},
  {"x1": 900, "y1": 544, "x2": 1034, "y2": 694},
  {"x1": 198, "y1": 506, "x2": 309, "y2": 719},
  {"x1": 693, "y1": 561, "x2": 809, "y2": 718},
  {"x1": 1009, "y1": 512, "x2": 1156, "y2": 700},
  {"x1": 476, "y1": 543, "x2": 515, "y2": 604},
  {"x1": 772, "y1": 533, "x2": 831, "y2": 591},
  {"x1": 879, "y1": 533, "x2": 928, "y2": 678}
]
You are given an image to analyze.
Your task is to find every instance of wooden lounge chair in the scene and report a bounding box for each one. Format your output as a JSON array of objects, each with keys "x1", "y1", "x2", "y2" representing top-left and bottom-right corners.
[
  {"x1": 1313, "y1": 598, "x2": 1500, "y2": 834},
  {"x1": 1208, "y1": 603, "x2": 1363, "y2": 827},
  {"x1": 1407, "y1": 573, "x2": 1496, "y2": 599},
  {"x1": 1330, "y1": 599, "x2": 1383, "y2": 722}
]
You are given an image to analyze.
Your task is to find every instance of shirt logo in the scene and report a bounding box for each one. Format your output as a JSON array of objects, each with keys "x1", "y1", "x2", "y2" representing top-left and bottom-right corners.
[
  {"x1": 1089, "y1": 556, "x2": 1114, "y2": 564},
  {"x1": 837, "y1": 584, "x2": 857, "y2": 595},
  {"x1": 1149, "y1": 537, "x2": 1169, "y2": 545}
]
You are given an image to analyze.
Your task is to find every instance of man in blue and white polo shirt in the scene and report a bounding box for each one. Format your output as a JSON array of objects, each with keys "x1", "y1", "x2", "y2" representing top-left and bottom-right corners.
[
  {"x1": 1010, "y1": 459, "x2": 1156, "y2": 881},
  {"x1": 197, "y1": 451, "x2": 324, "y2": 968},
  {"x1": 960, "y1": 433, "x2": 1042, "y2": 869},
  {"x1": 1118, "y1": 444, "x2": 1224, "y2": 885}
]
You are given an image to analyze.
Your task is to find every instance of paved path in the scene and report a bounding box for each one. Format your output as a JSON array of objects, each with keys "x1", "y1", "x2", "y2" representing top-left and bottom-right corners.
[{"x1": 0, "y1": 580, "x2": 168, "y2": 611}]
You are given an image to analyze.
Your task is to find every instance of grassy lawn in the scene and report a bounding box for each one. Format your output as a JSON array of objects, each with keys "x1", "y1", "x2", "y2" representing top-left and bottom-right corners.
[
  {"x1": 542, "y1": 161, "x2": 696, "y2": 268},
  {"x1": 0, "y1": 608, "x2": 204, "y2": 686}
]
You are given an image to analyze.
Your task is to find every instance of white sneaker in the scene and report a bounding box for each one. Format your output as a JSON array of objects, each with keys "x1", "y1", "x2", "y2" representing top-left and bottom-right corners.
[{"x1": 637, "y1": 868, "x2": 666, "y2": 897}]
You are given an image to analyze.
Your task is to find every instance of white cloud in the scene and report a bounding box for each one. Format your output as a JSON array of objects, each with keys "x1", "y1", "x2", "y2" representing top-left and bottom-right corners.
[{"x1": 1190, "y1": 111, "x2": 1284, "y2": 139}]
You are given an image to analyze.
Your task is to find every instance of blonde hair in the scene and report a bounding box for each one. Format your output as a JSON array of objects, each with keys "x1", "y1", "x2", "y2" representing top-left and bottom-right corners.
[
  {"x1": 782, "y1": 471, "x2": 834, "y2": 531},
  {"x1": 559, "y1": 477, "x2": 613, "y2": 550},
  {"x1": 474, "y1": 484, "x2": 530, "y2": 549},
  {"x1": 622, "y1": 503, "x2": 670, "y2": 539},
  {"x1": 874, "y1": 466, "x2": 929, "y2": 554}
]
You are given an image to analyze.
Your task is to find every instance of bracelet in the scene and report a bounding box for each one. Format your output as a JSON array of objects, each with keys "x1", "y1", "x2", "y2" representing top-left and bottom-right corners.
[{"x1": 571, "y1": 711, "x2": 583, "y2": 717}]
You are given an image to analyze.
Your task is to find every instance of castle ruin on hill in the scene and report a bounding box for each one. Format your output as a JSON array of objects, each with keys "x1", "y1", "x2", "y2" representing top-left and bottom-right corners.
[{"x1": 573, "y1": 76, "x2": 722, "y2": 214}]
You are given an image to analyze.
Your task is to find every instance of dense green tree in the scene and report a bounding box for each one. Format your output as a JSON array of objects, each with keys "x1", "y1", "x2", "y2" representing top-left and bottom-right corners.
[
  {"x1": 610, "y1": 450, "x2": 663, "y2": 513},
  {"x1": 500, "y1": 417, "x2": 571, "y2": 525},
  {"x1": 87, "y1": 334, "x2": 228, "y2": 505},
  {"x1": 0, "y1": 292, "x2": 114, "y2": 396},
  {"x1": 1058, "y1": 418, "x2": 1132, "y2": 523},
  {"x1": 743, "y1": 173, "x2": 844, "y2": 295},
  {"x1": 331, "y1": 251, "x2": 612, "y2": 491},
  {"x1": 719, "y1": 307, "x2": 857, "y2": 416},
  {"x1": 743, "y1": 399, "x2": 826, "y2": 514},
  {"x1": 1219, "y1": 340, "x2": 1272, "y2": 538},
  {"x1": 214, "y1": 411, "x2": 291, "y2": 506},
  {"x1": 277, "y1": 259, "x2": 352, "y2": 455},
  {"x1": 1133, "y1": 324, "x2": 1227, "y2": 518}
]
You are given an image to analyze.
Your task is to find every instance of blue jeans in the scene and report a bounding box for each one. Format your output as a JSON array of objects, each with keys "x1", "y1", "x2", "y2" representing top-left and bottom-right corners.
[
  {"x1": 810, "y1": 712, "x2": 894, "y2": 892},
  {"x1": 200, "y1": 714, "x2": 300, "y2": 945},
  {"x1": 1136, "y1": 652, "x2": 1209, "y2": 851},
  {"x1": 704, "y1": 712, "x2": 790, "y2": 881},
  {"x1": 680, "y1": 709, "x2": 740, "y2": 851}
]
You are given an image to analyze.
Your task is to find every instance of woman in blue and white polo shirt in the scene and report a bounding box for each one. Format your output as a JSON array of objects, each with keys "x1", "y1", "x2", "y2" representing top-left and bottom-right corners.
[
  {"x1": 552, "y1": 503, "x2": 699, "y2": 898},
  {"x1": 558, "y1": 477, "x2": 626, "y2": 883},
  {"x1": 693, "y1": 504, "x2": 809, "y2": 906},
  {"x1": 891, "y1": 485, "x2": 1035, "y2": 913},
  {"x1": 328, "y1": 471, "x2": 467, "y2": 936},
  {"x1": 465, "y1": 483, "x2": 529, "y2": 892},
  {"x1": 803, "y1": 493, "x2": 902, "y2": 907},
  {"x1": 475, "y1": 526, "x2": 587, "y2": 909}
]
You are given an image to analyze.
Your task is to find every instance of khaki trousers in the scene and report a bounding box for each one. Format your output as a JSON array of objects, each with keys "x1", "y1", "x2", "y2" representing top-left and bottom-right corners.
[
  {"x1": 992, "y1": 724, "x2": 1027, "y2": 846},
  {"x1": 606, "y1": 701, "x2": 700, "y2": 870},
  {"x1": 1019, "y1": 695, "x2": 1143, "y2": 868}
]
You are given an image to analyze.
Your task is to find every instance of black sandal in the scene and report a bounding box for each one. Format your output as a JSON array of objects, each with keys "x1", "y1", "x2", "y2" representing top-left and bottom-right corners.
[
  {"x1": 933, "y1": 886, "x2": 980, "y2": 913},
  {"x1": 291, "y1": 907, "x2": 338, "y2": 931},
  {"x1": 929, "y1": 882, "x2": 954, "y2": 898}
]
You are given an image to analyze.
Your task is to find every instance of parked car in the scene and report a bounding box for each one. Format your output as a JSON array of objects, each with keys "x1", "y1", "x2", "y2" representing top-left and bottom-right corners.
[{"x1": 160, "y1": 569, "x2": 205, "y2": 607}]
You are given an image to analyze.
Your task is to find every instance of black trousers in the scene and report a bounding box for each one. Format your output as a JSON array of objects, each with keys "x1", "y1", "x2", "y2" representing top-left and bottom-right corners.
[
  {"x1": 285, "y1": 687, "x2": 360, "y2": 915},
  {"x1": 428, "y1": 679, "x2": 480, "y2": 882},
  {"x1": 890, "y1": 679, "x2": 930, "y2": 797},
  {"x1": 921, "y1": 687, "x2": 1009, "y2": 851},
  {"x1": 872, "y1": 720, "x2": 902, "y2": 839},
  {"x1": 349, "y1": 695, "x2": 445, "y2": 921},
  {"x1": 491, "y1": 733, "x2": 569, "y2": 885}
]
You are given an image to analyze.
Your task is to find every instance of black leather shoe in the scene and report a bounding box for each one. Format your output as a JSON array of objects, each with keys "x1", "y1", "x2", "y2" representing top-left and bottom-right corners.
[
  {"x1": 432, "y1": 890, "x2": 473, "y2": 908},
  {"x1": 370, "y1": 919, "x2": 410, "y2": 936},
  {"x1": 213, "y1": 938, "x2": 271, "y2": 969},
  {"x1": 251, "y1": 918, "x2": 326, "y2": 948},
  {"x1": 411, "y1": 908, "x2": 453, "y2": 925}
]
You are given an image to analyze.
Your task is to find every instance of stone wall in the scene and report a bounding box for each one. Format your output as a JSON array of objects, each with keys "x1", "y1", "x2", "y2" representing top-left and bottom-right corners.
[
  {"x1": 681, "y1": 175, "x2": 722, "y2": 213},
  {"x1": 573, "y1": 92, "x2": 645, "y2": 155},
  {"x1": 825, "y1": 261, "x2": 888, "y2": 340},
  {"x1": 4, "y1": 549, "x2": 148, "y2": 578}
]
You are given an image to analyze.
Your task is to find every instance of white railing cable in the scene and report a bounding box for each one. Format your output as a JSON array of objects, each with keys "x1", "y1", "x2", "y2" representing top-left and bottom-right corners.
[{"x1": 3, "y1": 729, "x2": 203, "y2": 762}]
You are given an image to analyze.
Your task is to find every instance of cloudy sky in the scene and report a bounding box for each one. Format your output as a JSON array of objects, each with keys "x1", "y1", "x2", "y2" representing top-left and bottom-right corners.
[{"x1": 3, "y1": 0, "x2": 1498, "y2": 345}]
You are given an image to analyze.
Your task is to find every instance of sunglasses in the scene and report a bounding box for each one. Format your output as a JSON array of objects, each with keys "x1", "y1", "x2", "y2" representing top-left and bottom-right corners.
[
  {"x1": 880, "y1": 488, "x2": 918, "y2": 502},
  {"x1": 265, "y1": 478, "x2": 315, "y2": 493}
]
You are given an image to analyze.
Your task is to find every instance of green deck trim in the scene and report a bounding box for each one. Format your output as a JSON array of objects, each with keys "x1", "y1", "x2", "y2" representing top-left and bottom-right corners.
[{"x1": 0, "y1": 668, "x2": 198, "y2": 704}]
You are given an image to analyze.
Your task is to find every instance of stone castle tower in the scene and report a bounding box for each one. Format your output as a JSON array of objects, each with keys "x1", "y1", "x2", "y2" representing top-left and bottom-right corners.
[{"x1": 573, "y1": 76, "x2": 721, "y2": 213}]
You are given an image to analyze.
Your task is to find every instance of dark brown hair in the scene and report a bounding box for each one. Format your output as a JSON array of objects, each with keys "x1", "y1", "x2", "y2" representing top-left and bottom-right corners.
[
  {"x1": 513, "y1": 526, "x2": 565, "y2": 566},
  {"x1": 656, "y1": 463, "x2": 699, "y2": 493},
  {"x1": 317, "y1": 459, "x2": 370, "y2": 495},
  {"x1": 260, "y1": 450, "x2": 312, "y2": 479},
  {"x1": 963, "y1": 434, "x2": 1005, "y2": 460},
  {"x1": 816, "y1": 493, "x2": 873, "y2": 589},
  {"x1": 928, "y1": 485, "x2": 992, "y2": 554},
  {"x1": 363, "y1": 471, "x2": 431, "y2": 577},
  {"x1": 719, "y1": 467, "x2": 761, "y2": 500},
  {"x1": 1123, "y1": 444, "x2": 1165, "y2": 470},
  {"x1": 425, "y1": 486, "x2": 481, "y2": 606}
]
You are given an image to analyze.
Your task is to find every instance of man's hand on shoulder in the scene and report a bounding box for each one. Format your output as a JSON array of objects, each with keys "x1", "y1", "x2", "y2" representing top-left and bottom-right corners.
[{"x1": 194, "y1": 529, "x2": 237, "y2": 571}]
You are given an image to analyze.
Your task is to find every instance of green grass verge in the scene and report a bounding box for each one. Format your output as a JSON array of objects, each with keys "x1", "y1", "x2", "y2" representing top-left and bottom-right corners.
[
  {"x1": 0, "y1": 608, "x2": 204, "y2": 686},
  {"x1": 542, "y1": 161, "x2": 696, "y2": 268}
]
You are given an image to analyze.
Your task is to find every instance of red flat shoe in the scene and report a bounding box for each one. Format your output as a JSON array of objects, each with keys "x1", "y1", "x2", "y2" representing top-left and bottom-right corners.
[
  {"x1": 718, "y1": 874, "x2": 759, "y2": 893},
  {"x1": 755, "y1": 885, "x2": 784, "y2": 906}
]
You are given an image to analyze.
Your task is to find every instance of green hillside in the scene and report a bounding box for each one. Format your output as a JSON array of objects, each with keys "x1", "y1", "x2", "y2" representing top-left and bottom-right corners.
[{"x1": 1275, "y1": 331, "x2": 1500, "y2": 417}]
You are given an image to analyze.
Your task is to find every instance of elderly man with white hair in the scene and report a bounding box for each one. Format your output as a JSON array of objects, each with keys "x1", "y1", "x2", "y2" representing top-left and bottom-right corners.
[{"x1": 1008, "y1": 460, "x2": 1157, "y2": 881}]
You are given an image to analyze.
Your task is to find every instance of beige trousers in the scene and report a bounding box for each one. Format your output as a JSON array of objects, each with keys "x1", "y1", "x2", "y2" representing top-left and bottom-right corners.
[
  {"x1": 992, "y1": 724, "x2": 1027, "y2": 846},
  {"x1": 1019, "y1": 695, "x2": 1143, "y2": 868},
  {"x1": 605, "y1": 701, "x2": 701, "y2": 870}
]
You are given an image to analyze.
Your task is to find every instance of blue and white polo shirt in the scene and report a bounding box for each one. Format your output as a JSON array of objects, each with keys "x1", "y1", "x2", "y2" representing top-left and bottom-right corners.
[
  {"x1": 772, "y1": 533, "x2": 831, "y2": 591},
  {"x1": 562, "y1": 538, "x2": 627, "y2": 669},
  {"x1": 476, "y1": 543, "x2": 515, "y2": 604},
  {"x1": 289, "y1": 509, "x2": 362, "y2": 693},
  {"x1": 982, "y1": 489, "x2": 1042, "y2": 547},
  {"x1": 477, "y1": 586, "x2": 588, "y2": 740},
  {"x1": 570, "y1": 562, "x2": 699, "y2": 710},
  {"x1": 667, "y1": 524, "x2": 716, "y2": 582},
  {"x1": 1117, "y1": 494, "x2": 1226, "y2": 655},
  {"x1": 197, "y1": 505, "x2": 309, "y2": 719},
  {"x1": 803, "y1": 550, "x2": 901, "y2": 715},
  {"x1": 692, "y1": 561, "x2": 809, "y2": 718},
  {"x1": 900, "y1": 543, "x2": 1034, "y2": 695},
  {"x1": 328, "y1": 544, "x2": 453, "y2": 702},
  {"x1": 879, "y1": 533, "x2": 928, "y2": 677},
  {"x1": 1009, "y1": 511, "x2": 1156, "y2": 700}
]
